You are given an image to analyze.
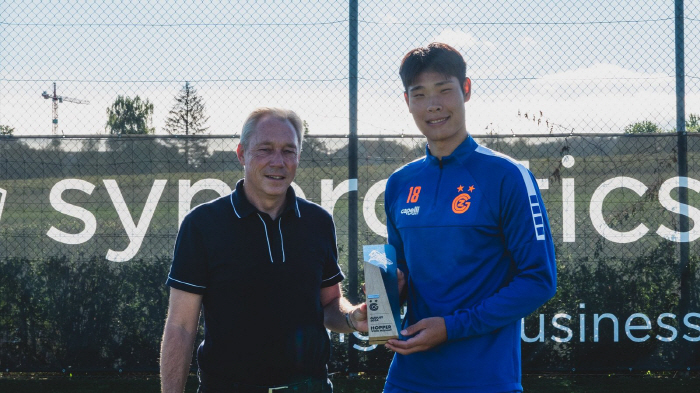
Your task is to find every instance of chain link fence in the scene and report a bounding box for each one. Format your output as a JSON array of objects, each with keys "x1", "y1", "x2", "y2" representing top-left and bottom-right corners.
[
  {"x1": 1, "y1": 134, "x2": 699, "y2": 373},
  {"x1": 1, "y1": 1, "x2": 697, "y2": 137},
  {"x1": 1, "y1": 0, "x2": 698, "y2": 375}
]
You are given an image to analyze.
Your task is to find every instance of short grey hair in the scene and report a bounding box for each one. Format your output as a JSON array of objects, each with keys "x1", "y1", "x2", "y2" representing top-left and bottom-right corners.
[{"x1": 240, "y1": 107, "x2": 304, "y2": 150}]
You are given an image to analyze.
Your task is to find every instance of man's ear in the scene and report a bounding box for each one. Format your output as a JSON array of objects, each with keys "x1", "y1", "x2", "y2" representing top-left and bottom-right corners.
[
  {"x1": 236, "y1": 144, "x2": 245, "y2": 166},
  {"x1": 404, "y1": 91, "x2": 410, "y2": 107},
  {"x1": 463, "y1": 78, "x2": 472, "y2": 102}
]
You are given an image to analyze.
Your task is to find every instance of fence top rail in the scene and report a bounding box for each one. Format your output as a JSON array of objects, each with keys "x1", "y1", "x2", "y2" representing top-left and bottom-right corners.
[{"x1": 1, "y1": 132, "x2": 698, "y2": 140}]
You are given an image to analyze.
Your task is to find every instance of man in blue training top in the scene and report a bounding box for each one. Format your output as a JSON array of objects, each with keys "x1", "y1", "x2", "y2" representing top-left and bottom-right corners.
[{"x1": 382, "y1": 43, "x2": 557, "y2": 392}]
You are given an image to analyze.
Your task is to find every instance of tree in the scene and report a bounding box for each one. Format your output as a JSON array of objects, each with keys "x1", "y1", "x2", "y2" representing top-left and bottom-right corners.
[
  {"x1": 301, "y1": 120, "x2": 330, "y2": 161},
  {"x1": 164, "y1": 82, "x2": 210, "y2": 167},
  {"x1": 623, "y1": 120, "x2": 663, "y2": 134},
  {"x1": 105, "y1": 95, "x2": 154, "y2": 135},
  {"x1": 164, "y1": 82, "x2": 209, "y2": 136},
  {"x1": 687, "y1": 113, "x2": 700, "y2": 132},
  {"x1": 0, "y1": 125, "x2": 14, "y2": 136}
]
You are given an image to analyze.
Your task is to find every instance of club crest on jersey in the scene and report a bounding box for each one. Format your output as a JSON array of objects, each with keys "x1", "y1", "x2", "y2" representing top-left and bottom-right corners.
[{"x1": 452, "y1": 184, "x2": 475, "y2": 214}]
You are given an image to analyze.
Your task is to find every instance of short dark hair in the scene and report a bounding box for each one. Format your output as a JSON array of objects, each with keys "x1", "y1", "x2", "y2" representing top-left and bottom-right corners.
[{"x1": 399, "y1": 42, "x2": 467, "y2": 94}]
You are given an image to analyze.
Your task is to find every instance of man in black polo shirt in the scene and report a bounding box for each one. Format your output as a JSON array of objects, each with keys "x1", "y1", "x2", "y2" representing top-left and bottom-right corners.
[{"x1": 160, "y1": 107, "x2": 367, "y2": 393}]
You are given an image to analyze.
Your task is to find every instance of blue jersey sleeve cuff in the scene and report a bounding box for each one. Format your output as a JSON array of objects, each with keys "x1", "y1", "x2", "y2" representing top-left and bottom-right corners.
[{"x1": 443, "y1": 314, "x2": 467, "y2": 342}]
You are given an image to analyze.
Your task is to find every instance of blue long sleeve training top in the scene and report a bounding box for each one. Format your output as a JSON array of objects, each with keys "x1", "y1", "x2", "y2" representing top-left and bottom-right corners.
[{"x1": 384, "y1": 135, "x2": 557, "y2": 392}]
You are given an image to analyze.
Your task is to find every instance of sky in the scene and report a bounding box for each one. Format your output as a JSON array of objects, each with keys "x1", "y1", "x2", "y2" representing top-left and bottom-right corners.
[{"x1": 0, "y1": 0, "x2": 698, "y2": 137}]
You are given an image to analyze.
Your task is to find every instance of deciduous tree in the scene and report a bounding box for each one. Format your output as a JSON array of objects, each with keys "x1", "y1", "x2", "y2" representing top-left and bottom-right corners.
[
  {"x1": 105, "y1": 95, "x2": 154, "y2": 135},
  {"x1": 624, "y1": 120, "x2": 663, "y2": 134},
  {"x1": 0, "y1": 125, "x2": 14, "y2": 136}
]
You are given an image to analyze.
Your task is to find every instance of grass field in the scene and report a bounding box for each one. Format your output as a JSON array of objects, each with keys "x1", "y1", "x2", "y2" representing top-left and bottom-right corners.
[{"x1": 1, "y1": 372, "x2": 700, "y2": 392}]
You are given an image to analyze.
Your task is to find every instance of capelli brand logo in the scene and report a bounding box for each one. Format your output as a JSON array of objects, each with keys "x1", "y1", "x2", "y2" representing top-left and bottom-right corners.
[{"x1": 401, "y1": 206, "x2": 420, "y2": 216}]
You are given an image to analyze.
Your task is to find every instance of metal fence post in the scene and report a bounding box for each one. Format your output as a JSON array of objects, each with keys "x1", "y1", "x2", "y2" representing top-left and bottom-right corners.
[
  {"x1": 675, "y1": 0, "x2": 690, "y2": 369},
  {"x1": 348, "y1": 0, "x2": 360, "y2": 374}
]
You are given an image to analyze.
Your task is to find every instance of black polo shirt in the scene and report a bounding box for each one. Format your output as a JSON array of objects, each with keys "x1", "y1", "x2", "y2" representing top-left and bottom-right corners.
[{"x1": 166, "y1": 179, "x2": 344, "y2": 386}]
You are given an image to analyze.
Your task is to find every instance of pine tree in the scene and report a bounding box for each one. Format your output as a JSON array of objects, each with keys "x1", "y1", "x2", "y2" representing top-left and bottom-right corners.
[
  {"x1": 301, "y1": 120, "x2": 329, "y2": 160},
  {"x1": 164, "y1": 82, "x2": 209, "y2": 136},
  {"x1": 164, "y1": 82, "x2": 210, "y2": 166}
]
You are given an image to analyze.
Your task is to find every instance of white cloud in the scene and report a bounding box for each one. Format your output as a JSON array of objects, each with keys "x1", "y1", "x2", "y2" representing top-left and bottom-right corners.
[
  {"x1": 3, "y1": 64, "x2": 694, "y2": 138},
  {"x1": 380, "y1": 12, "x2": 400, "y2": 24},
  {"x1": 461, "y1": 63, "x2": 685, "y2": 135},
  {"x1": 533, "y1": 63, "x2": 673, "y2": 100},
  {"x1": 518, "y1": 35, "x2": 537, "y2": 46},
  {"x1": 541, "y1": 63, "x2": 668, "y2": 82},
  {"x1": 433, "y1": 29, "x2": 479, "y2": 49}
]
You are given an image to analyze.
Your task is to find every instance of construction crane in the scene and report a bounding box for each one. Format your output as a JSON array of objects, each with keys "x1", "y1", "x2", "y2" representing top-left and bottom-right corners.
[{"x1": 41, "y1": 82, "x2": 89, "y2": 135}]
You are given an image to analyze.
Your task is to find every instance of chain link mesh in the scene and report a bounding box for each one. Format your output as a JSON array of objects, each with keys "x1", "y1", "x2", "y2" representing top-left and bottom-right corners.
[
  {"x1": 1, "y1": 134, "x2": 698, "y2": 372},
  {"x1": 1, "y1": 1, "x2": 694, "y2": 136},
  {"x1": 0, "y1": 0, "x2": 698, "y2": 374}
]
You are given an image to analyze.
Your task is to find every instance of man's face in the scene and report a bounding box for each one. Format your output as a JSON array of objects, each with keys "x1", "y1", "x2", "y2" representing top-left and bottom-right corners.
[
  {"x1": 237, "y1": 116, "x2": 299, "y2": 204},
  {"x1": 404, "y1": 71, "x2": 471, "y2": 148}
]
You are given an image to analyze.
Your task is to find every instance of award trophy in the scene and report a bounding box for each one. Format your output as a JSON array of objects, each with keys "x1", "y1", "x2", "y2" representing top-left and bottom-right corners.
[{"x1": 363, "y1": 244, "x2": 402, "y2": 345}]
